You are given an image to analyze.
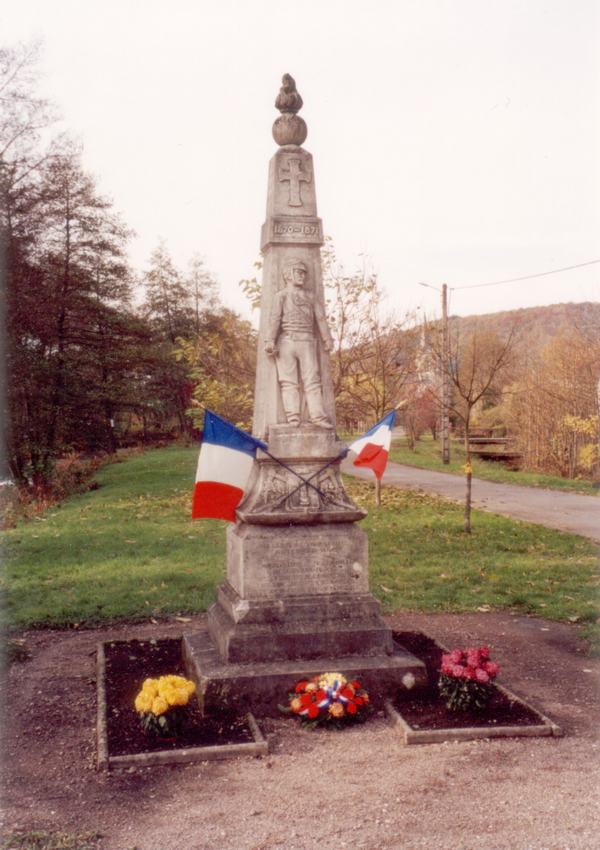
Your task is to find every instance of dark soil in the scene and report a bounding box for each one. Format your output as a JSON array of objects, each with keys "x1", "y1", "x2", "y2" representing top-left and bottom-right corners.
[
  {"x1": 394, "y1": 630, "x2": 546, "y2": 730},
  {"x1": 103, "y1": 638, "x2": 252, "y2": 755}
]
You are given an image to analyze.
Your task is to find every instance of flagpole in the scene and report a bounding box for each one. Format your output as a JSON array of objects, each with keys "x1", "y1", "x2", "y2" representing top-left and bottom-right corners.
[{"x1": 371, "y1": 399, "x2": 407, "y2": 507}]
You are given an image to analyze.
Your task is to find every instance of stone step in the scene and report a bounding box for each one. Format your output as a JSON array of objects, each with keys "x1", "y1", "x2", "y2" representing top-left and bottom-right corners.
[{"x1": 183, "y1": 629, "x2": 427, "y2": 716}]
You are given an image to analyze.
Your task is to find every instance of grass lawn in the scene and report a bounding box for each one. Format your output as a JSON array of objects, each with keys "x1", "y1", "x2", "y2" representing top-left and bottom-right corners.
[
  {"x1": 2, "y1": 446, "x2": 598, "y2": 649},
  {"x1": 2, "y1": 447, "x2": 225, "y2": 627},
  {"x1": 388, "y1": 434, "x2": 599, "y2": 495}
]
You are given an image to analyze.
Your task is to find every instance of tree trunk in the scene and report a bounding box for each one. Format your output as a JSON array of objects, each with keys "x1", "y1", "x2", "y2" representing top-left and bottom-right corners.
[
  {"x1": 44, "y1": 204, "x2": 71, "y2": 476},
  {"x1": 463, "y1": 422, "x2": 472, "y2": 534},
  {"x1": 104, "y1": 404, "x2": 117, "y2": 453}
]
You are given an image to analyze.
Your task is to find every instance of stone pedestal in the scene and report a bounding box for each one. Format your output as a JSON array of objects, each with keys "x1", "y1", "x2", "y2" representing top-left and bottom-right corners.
[
  {"x1": 184, "y1": 75, "x2": 427, "y2": 710},
  {"x1": 203, "y1": 421, "x2": 396, "y2": 664},
  {"x1": 207, "y1": 528, "x2": 391, "y2": 663}
]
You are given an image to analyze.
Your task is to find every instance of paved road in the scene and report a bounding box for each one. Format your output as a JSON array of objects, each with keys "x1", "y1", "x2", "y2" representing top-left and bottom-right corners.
[{"x1": 342, "y1": 458, "x2": 600, "y2": 543}]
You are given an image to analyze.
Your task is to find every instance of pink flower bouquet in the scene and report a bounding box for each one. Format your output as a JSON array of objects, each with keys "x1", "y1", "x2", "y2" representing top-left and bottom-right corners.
[{"x1": 438, "y1": 646, "x2": 500, "y2": 712}]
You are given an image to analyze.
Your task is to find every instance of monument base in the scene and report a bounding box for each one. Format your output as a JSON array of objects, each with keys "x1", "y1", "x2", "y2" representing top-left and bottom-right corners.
[
  {"x1": 207, "y1": 521, "x2": 398, "y2": 663},
  {"x1": 207, "y1": 581, "x2": 394, "y2": 663},
  {"x1": 183, "y1": 628, "x2": 428, "y2": 716}
]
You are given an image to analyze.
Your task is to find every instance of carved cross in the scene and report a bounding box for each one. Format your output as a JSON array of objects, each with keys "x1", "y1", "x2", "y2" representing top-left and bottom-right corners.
[{"x1": 278, "y1": 158, "x2": 311, "y2": 207}]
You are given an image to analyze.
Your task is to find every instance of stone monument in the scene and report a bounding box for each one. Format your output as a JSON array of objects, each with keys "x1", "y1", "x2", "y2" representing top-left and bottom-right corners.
[{"x1": 184, "y1": 75, "x2": 426, "y2": 709}]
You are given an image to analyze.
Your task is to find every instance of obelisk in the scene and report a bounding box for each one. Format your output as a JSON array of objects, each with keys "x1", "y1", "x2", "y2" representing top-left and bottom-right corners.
[
  {"x1": 252, "y1": 72, "x2": 335, "y2": 438},
  {"x1": 184, "y1": 76, "x2": 426, "y2": 708}
]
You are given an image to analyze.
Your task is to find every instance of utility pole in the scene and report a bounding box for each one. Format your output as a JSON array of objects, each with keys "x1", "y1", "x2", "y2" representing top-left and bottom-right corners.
[
  {"x1": 418, "y1": 280, "x2": 451, "y2": 464},
  {"x1": 441, "y1": 283, "x2": 450, "y2": 464}
]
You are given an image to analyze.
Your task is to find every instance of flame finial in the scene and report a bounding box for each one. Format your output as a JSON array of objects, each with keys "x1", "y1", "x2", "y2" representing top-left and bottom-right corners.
[
  {"x1": 272, "y1": 74, "x2": 307, "y2": 147},
  {"x1": 275, "y1": 74, "x2": 303, "y2": 114}
]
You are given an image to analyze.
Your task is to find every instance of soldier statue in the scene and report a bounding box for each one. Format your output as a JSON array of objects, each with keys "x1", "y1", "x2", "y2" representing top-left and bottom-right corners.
[{"x1": 265, "y1": 257, "x2": 333, "y2": 428}]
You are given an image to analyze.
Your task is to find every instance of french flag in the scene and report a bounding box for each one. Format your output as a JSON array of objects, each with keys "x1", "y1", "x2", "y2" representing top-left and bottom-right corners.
[
  {"x1": 347, "y1": 411, "x2": 396, "y2": 480},
  {"x1": 192, "y1": 410, "x2": 267, "y2": 522}
]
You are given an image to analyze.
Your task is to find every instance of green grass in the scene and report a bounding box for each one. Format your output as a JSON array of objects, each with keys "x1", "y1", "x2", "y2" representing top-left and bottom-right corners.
[
  {"x1": 2, "y1": 447, "x2": 225, "y2": 627},
  {"x1": 388, "y1": 434, "x2": 599, "y2": 494},
  {"x1": 2, "y1": 447, "x2": 598, "y2": 650},
  {"x1": 349, "y1": 478, "x2": 598, "y2": 627}
]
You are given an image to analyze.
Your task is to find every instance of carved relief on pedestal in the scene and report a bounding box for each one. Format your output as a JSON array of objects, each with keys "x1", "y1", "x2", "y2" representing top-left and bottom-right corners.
[
  {"x1": 254, "y1": 467, "x2": 288, "y2": 510},
  {"x1": 236, "y1": 457, "x2": 364, "y2": 525}
]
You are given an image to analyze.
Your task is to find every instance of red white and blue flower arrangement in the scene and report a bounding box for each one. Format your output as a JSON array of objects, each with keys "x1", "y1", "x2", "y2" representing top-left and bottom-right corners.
[
  {"x1": 438, "y1": 646, "x2": 500, "y2": 712},
  {"x1": 282, "y1": 671, "x2": 372, "y2": 726}
]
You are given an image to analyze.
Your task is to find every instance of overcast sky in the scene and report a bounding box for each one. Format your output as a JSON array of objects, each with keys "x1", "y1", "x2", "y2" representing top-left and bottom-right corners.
[{"x1": 4, "y1": 0, "x2": 599, "y2": 321}]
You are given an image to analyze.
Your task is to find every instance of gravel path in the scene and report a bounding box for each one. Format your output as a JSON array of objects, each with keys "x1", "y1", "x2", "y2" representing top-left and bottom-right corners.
[
  {"x1": 2, "y1": 612, "x2": 599, "y2": 850},
  {"x1": 343, "y1": 459, "x2": 600, "y2": 542}
]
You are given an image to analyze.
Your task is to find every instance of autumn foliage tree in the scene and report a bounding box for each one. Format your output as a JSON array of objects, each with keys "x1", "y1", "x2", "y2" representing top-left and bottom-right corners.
[
  {"x1": 500, "y1": 329, "x2": 600, "y2": 479},
  {"x1": 141, "y1": 243, "x2": 256, "y2": 436},
  {"x1": 176, "y1": 308, "x2": 257, "y2": 430},
  {"x1": 401, "y1": 384, "x2": 438, "y2": 449}
]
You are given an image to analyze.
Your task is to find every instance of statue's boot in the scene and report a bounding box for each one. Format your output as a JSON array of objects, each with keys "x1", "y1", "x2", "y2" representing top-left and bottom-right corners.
[
  {"x1": 305, "y1": 386, "x2": 334, "y2": 429},
  {"x1": 281, "y1": 384, "x2": 301, "y2": 425}
]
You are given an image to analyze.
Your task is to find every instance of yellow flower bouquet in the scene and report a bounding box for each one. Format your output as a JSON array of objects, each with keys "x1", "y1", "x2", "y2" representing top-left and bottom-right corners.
[{"x1": 134, "y1": 674, "x2": 196, "y2": 738}]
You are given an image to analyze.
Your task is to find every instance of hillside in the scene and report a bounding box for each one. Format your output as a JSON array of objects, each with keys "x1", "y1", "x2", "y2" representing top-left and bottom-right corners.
[{"x1": 448, "y1": 301, "x2": 600, "y2": 352}]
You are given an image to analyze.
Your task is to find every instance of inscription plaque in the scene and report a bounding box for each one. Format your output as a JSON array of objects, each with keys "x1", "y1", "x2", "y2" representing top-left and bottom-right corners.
[{"x1": 261, "y1": 216, "x2": 324, "y2": 250}]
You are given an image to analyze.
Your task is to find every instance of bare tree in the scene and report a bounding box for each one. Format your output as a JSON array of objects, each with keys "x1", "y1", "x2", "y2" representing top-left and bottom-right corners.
[
  {"x1": 426, "y1": 319, "x2": 519, "y2": 532},
  {"x1": 322, "y1": 238, "x2": 417, "y2": 430},
  {"x1": 186, "y1": 253, "x2": 219, "y2": 335}
]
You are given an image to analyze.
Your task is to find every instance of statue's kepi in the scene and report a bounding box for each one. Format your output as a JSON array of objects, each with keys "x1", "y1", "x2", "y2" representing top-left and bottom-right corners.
[{"x1": 184, "y1": 75, "x2": 426, "y2": 711}]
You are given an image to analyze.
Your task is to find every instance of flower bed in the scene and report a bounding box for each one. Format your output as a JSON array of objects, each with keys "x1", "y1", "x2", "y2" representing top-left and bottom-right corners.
[
  {"x1": 386, "y1": 631, "x2": 561, "y2": 744},
  {"x1": 97, "y1": 637, "x2": 267, "y2": 769}
]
